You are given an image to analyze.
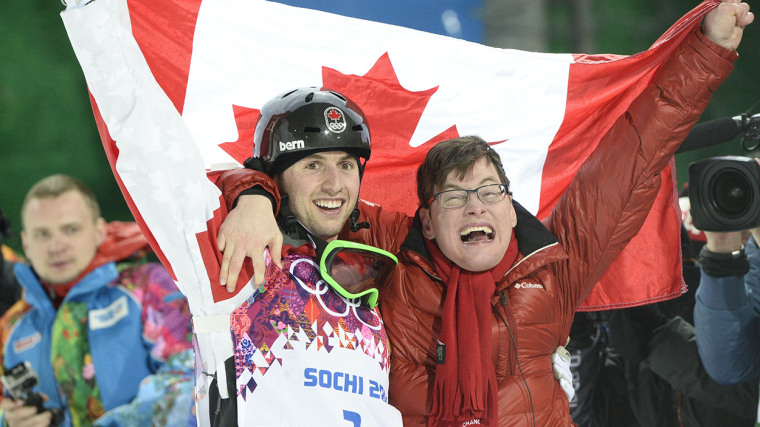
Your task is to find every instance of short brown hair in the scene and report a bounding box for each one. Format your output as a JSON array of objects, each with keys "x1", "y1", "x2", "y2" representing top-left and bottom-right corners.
[
  {"x1": 21, "y1": 174, "x2": 101, "y2": 228},
  {"x1": 417, "y1": 136, "x2": 510, "y2": 208}
]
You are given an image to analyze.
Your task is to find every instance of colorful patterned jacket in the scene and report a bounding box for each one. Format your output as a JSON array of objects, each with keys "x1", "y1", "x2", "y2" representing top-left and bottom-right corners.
[
  {"x1": 0, "y1": 222, "x2": 194, "y2": 427},
  {"x1": 210, "y1": 243, "x2": 403, "y2": 426}
]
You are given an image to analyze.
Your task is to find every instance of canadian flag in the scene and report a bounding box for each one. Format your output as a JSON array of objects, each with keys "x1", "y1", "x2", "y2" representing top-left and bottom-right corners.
[{"x1": 62, "y1": 0, "x2": 716, "y2": 410}]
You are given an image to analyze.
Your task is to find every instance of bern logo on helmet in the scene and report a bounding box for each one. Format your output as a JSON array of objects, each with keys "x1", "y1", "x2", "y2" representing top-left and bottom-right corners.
[
  {"x1": 324, "y1": 107, "x2": 346, "y2": 133},
  {"x1": 279, "y1": 140, "x2": 305, "y2": 151}
]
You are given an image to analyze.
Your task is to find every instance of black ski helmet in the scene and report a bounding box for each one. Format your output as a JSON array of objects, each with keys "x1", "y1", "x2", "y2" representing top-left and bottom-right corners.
[{"x1": 253, "y1": 87, "x2": 371, "y2": 177}]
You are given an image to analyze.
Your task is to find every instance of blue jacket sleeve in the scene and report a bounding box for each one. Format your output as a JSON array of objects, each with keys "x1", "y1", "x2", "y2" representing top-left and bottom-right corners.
[
  {"x1": 747, "y1": 237, "x2": 760, "y2": 314},
  {"x1": 695, "y1": 237, "x2": 760, "y2": 384},
  {"x1": 93, "y1": 349, "x2": 195, "y2": 427}
]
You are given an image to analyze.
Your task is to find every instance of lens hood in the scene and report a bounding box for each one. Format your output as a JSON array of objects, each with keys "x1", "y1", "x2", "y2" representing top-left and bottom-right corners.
[{"x1": 688, "y1": 156, "x2": 760, "y2": 231}]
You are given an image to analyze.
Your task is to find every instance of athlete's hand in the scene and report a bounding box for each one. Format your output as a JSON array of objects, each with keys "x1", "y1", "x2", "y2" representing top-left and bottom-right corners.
[{"x1": 218, "y1": 195, "x2": 283, "y2": 292}]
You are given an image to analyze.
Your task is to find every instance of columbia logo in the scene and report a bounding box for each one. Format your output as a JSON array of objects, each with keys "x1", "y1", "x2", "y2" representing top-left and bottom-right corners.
[{"x1": 514, "y1": 282, "x2": 543, "y2": 289}]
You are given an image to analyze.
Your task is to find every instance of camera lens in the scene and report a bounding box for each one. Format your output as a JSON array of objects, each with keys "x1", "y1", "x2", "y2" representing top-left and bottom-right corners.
[
  {"x1": 711, "y1": 169, "x2": 751, "y2": 218},
  {"x1": 688, "y1": 156, "x2": 760, "y2": 231}
]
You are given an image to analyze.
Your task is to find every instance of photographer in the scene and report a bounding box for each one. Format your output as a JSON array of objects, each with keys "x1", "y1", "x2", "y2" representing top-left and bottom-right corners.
[
  {"x1": 692, "y1": 157, "x2": 760, "y2": 423},
  {"x1": 565, "y1": 226, "x2": 758, "y2": 426},
  {"x1": 687, "y1": 100, "x2": 760, "y2": 387},
  {"x1": 694, "y1": 223, "x2": 760, "y2": 386}
]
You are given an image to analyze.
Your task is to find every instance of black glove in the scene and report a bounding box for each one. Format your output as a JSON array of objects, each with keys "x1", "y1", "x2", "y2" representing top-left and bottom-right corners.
[{"x1": 607, "y1": 303, "x2": 668, "y2": 366}]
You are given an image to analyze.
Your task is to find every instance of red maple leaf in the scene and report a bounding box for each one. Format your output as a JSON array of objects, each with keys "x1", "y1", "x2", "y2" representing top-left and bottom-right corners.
[
  {"x1": 327, "y1": 108, "x2": 341, "y2": 120},
  {"x1": 219, "y1": 52, "x2": 468, "y2": 216},
  {"x1": 218, "y1": 105, "x2": 261, "y2": 165},
  {"x1": 323, "y1": 52, "x2": 459, "y2": 216}
]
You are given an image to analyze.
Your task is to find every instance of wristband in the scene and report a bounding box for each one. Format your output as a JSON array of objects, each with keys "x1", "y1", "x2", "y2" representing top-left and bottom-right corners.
[
  {"x1": 697, "y1": 245, "x2": 749, "y2": 278},
  {"x1": 232, "y1": 187, "x2": 276, "y2": 212},
  {"x1": 700, "y1": 245, "x2": 746, "y2": 261}
]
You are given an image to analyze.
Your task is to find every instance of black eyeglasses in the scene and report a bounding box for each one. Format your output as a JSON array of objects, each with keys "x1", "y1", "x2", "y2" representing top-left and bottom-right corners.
[{"x1": 428, "y1": 183, "x2": 509, "y2": 209}]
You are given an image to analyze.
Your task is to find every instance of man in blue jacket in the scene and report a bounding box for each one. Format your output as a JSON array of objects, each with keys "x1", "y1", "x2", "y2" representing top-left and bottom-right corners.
[
  {"x1": 694, "y1": 225, "x2": 760, "y2": 374},
  {"x1": 694, "y1": 219, "x2": 760, "y2": 423},
  {"x1": 0, "y1": 174, "x2": 194, "y2": 427}
]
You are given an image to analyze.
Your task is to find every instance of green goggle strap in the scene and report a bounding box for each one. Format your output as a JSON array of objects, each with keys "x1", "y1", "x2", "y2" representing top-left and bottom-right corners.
[{"x1": 318, "y1": 240, "x2": 398, "y2": 309}]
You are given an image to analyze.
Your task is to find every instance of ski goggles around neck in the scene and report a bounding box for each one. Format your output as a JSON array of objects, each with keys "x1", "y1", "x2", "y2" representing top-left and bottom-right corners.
[{"x1": 315, "y1": 239, "x2": 398, "y2": 309}]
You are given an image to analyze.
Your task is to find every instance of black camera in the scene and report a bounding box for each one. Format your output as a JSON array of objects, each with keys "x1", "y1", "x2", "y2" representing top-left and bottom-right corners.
[
  {"x1": 740, "y1": 112, "x2": 760, "y2": 151},
  {"x1": 688, "y1": 156, "x2": 760, "y2": 232},
  {"x1": 1, "y1": 362, "x2": 65, "y2": 426}
]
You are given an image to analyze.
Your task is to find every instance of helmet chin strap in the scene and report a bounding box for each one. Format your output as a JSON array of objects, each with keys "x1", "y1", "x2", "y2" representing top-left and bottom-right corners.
[
  {"x1": 277, "y1": 195, "x2": 307, "y2": 243},
  {"x1": 350, "y1": 159, "x2": 370, "y2": 232},
  {"x1": 358, "y1": 158, "x2": 367, "y2": 180},
  {"x1": 349, "y1": 205, "x2": 369, "y2": 232}
]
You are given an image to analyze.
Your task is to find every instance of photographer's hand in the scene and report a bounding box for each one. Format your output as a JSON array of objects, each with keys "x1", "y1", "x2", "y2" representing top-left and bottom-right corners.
[
  {"x1": 704, "y1": 230, "x2": 744, "y2": 253},
  {"x1": 0, "y1": 398, "x2": 52, "y2": 427}
]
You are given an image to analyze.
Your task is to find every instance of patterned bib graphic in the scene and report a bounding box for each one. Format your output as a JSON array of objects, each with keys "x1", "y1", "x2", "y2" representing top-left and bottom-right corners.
[{"x1": 231, "y1": 253, "x2": 389, "y2": 399}]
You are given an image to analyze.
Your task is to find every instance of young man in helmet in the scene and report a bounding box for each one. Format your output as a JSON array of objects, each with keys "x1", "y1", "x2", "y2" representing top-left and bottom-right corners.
[
  {"x1": 208, "y1": 87, "x2": 403, "y2": 426},
  {"x1": 214, "y1": 2, "x2": 752, "y2": 425}
]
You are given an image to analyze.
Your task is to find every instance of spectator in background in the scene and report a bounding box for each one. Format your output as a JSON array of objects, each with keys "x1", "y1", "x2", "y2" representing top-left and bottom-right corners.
[
  {"x1": 0, "y1": 207, "x2": 22, "y2": 316},
  {"x1": 568, "y1": 225, "x2": 758, "y2": 426},
  {"x1": 0, "y1": 174, "x2": 194, "y2": 427},
  {"x1": 566, "y1": 311, "x2": 635, "y2": 427}
]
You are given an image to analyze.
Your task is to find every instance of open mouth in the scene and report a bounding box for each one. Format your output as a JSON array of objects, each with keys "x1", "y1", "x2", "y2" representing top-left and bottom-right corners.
[
  {"x1": 315, "y1": 199, "x2": 343, "y2": 211},
  {"x1": 460, "y1": 225, "x2": 494, "y2": 243}
]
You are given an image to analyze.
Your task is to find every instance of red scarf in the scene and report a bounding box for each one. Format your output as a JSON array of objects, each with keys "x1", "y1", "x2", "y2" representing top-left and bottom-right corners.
[{"x1": 425, "y1": 230, "x2": 518, "y2": 427}]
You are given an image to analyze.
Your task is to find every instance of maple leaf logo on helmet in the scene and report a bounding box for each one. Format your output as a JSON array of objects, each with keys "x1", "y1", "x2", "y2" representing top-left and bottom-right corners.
[{"x1": 325, "y1": 107, "x2": 346, "y2": 133}]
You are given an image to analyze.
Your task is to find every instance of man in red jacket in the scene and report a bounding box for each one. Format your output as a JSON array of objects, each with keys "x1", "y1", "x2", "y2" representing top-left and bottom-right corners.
[{"x1": 214, "y1": 2, "x2": 753, "y2": 425}]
